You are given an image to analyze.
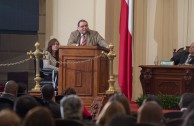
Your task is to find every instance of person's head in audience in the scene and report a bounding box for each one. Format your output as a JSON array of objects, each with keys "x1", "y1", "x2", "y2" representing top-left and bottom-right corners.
[
  {"x1": 0, "y1": 109, "x2": 21, "y2": 126},
  {"x1": 108, "y1": 93, "x2": 131, "y2": 115},
  {"x1": 3, "y1": 80, "x2": 18, "y2": 97},
  {"x1": 41, "y1": 84, "x2": 55, "y2": 102},
  {"x1": 179, "y1": 93, "x2": 194, "y2": 111},
  {"x1": 22, "y1": 106, "x2": 55, "y2": 126},
  {"x1": 62, "y1": 87, "x2": 77, "y2": 96},
  {"x1": 107, "y1": 113, "x2": 136, "y2": 126},
  {"x1": 182, "y1": 109, "x2": 194, "y2": 126},
  {"x1": 61, "y1": 87, "x2": 92, "y2": 120},
  {"x1": 60, "y1": 94, "x2": 83, "y2": 120},
  {"x1": 182, "y1": 101, "x2": 194, "y2": 118},
  {"x1": 143, "y1": 95, "x2": 163, "y2": 108},
  {"x1": 96, "y1": 101, "x2": 126, "y2": 126},
  {"x1": 14, "y1": 95, "x2": 39, "y2": 119},
  {"x1": 137, "y1": 101, "x2": 163, "y2": 126},
  {"x1": 17, "y1": 82, "x2": 27, "y2": 97}
]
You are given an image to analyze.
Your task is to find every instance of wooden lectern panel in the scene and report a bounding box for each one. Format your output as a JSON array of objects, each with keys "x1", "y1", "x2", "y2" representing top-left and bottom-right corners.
[{"x1": 58, "y1": 46, "x2": 109, "y2": 108}]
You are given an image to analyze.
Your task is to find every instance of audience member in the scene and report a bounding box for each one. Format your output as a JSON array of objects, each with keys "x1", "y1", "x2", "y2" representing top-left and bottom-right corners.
[
  {"x1": 41, "y1": 84, "x2": 61, "y2": 118},
  {"x1": 178, "y1": 93, "x2": 194, "y2": 112},
  {"x1": 171, "y1": 42, "x2": 194, "y2": 65},
  {"x1": 143, "y1": 95, "x2": 163, "y2": 108},
  {"x1": 60, "y1": 94, "x2": 83, "y2": 120},
  {"x1": 182, "y1": 109, "x2": 194, "y2": 126},
  {"x1": 182, "y1": 101, "x2": 194, "y2": 118},
  {"x1": 67, "y1": 19, "x2": 108, "y2": 48},
  {"x1": 96, "y1": 101, "x2": 126, "y2": 126},
  {"x1": 14, "y1": 95, "x2": 39, "y2": 120},
  {"x1": 1, "y1": 80, "x2": 18, "y2": 102},
  {"x1": 108, "y1": 93, "x2": 131, "y2": 115},
  {"x1": 107, "y1": 113, "x2": 136, "y2": 126},
  {"x1": 0, "y1": 109, "x2": 20, "y2": 126},
  {"x1": 22, "y1": 106, "x2": 55, "y2": 126},
  {"x1": 137, "y1": 101, "x2": 163, "y2": 126},
  {"x1": 62, "y1": 87, "x2": 92, "y2": 120},
  {"x1": 17, "y1": 82, "x2": 27, "y2": 97}
]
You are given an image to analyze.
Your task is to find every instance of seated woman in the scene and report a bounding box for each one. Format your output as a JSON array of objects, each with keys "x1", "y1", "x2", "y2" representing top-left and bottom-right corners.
[
  {"x1": 43, "y1": 38, "x2": 60, "y2": 92},
  {"x1": 43, "y1": 38, "x2": 60, "y2": 71}
]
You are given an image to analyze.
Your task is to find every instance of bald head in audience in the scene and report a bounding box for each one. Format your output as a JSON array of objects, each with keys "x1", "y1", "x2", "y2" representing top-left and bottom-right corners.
[
  {"x1": 0, "y1": 80, "x2": 18, "y2": 102},
  {"x1": 4, "y1": 80, "x2": 18, "y2": 96}
]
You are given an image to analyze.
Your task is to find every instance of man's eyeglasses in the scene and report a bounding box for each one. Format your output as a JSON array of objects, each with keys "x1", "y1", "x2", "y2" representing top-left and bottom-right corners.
[{"x1": 79, "y1": 25, "x2": 88, "y2": 28}]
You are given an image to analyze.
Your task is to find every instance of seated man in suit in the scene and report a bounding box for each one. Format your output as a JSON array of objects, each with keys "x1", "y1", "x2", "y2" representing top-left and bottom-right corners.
[
  {"x1": 0, "y1": 80, "x2": 18, "y2": 102},
  {"x1": 67, "y1": 19, "x2": 109, "y2": 48},
  {"x1": 171, "y1": 42, "x2": 194, "y2": 65}
]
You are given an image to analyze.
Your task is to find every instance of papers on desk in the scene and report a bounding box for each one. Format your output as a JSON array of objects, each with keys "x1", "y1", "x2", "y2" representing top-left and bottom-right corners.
[{"x1": 160, "y1": 60, "x2": 174, "y2": 66}]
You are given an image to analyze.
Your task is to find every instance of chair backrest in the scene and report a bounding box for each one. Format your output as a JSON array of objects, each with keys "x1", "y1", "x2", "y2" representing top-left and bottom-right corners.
[
  {"x1": 164, "y1": 111, "x2": 183, "y2": 121},
  {"x1": 133, "y1": 123, "x2": 158, "y2": 126},
  {"x1": 0, "y1": 97, "x2": 14, "y2": 111},
  {"x1": 55, "y1": 119, "x2": 84, "y2": 126},
  {"x1": 173, "y1": 46, "x2": 190, "y2": 56},
  {"x1": 165, "y1": 118, "x2": 184, "y2": 126}
]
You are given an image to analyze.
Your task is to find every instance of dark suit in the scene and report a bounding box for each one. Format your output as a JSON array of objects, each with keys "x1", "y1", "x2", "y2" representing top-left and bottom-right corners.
[
  {"x1": 171, "y1": 51, "x2": 194, "y2": 65},
  {"x1": 0, "y1": 93, "x2": 17, "y2": 102}
]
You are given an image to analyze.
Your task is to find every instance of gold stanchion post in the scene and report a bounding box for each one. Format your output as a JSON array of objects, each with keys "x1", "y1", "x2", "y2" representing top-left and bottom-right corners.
[
  {"x1": 102, "y1": 43, "x2": 117, "y2": 94},
  {"x1": 27, "y1": 42, "x2": 47, "y2": 91}
]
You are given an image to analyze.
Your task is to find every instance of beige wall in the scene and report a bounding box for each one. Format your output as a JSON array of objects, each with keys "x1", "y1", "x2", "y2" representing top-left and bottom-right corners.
[
  {"x1": 46, "y1": 0, "x2": 106, "y2": 46},
  {"x1": 44, "y1": 0, "x2": 194, "y2": 100},
  {"x1": 133, "y1": 0, "x2": 194, "y2": 100}
]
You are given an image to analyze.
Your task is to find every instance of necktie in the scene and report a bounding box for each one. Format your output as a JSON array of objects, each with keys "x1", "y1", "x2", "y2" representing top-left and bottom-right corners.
[
  {"x1": 81, "y1": 35, "x2": 87, "y2": 46},
  {"x1": 185, "y1": 55, "x2": 192, "y2": 64}
]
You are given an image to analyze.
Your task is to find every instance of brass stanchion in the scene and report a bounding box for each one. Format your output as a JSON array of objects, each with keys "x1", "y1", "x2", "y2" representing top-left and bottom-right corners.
[
  {"x1": 102, "y1": 43, "x2": 117, "y2": 94},
  {"x1": 27, "y1": 42, "x2": 47, "y2": 91}
]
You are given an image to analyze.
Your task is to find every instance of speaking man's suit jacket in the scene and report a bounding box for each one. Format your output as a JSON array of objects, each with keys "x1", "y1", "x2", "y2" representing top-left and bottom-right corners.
[
  {"x1": 171, "y1": 51, "x2": 194, "y2": 65},
  {"x1": 67, "y1": 30, "x2": 108, "y2": 48}
]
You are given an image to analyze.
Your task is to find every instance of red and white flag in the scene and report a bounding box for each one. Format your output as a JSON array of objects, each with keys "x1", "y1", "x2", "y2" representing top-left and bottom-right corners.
[{"x1": 119, "y1": 0, "x2": 133, "y2": 100}]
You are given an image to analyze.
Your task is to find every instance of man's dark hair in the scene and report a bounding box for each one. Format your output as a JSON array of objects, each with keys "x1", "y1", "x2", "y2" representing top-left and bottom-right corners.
[
  {"x1": 41, "y1": 84, "x2": 54, "y2": 101},
  {"x1": 180, "y1": 93, "x2": 194, "y2": 108},
  {"x1": 77, "y1": 19, "x2": 88, "y2": 27},
  {"x1": 62, "y1": 87, "x2": 77, "y2": 96},
  {"x1": 14, "y1": 95, "x2": 38, "y2": 118},
  {"x1": 17, "y1": 82, "x2": 27, "y2": 96}
]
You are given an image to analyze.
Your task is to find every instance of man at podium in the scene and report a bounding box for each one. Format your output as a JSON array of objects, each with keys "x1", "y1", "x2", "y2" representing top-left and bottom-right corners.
[
  {"x1": 67, "y1": 19, "x2": 108, "y2": 48},
  {"x1": 171, "y1": 42, "x2": 194, "y2": 65}
]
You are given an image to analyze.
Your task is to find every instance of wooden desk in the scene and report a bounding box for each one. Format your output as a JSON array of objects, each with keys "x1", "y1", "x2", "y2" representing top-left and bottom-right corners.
[{"x1": 139, "y1": 65, "x2": 194, "y2": 96}]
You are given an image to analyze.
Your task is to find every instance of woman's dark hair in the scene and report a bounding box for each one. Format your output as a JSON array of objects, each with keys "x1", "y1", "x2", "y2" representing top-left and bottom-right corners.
[{"x1": 47, "y1": 38, "x2": 60, "y2": 66}]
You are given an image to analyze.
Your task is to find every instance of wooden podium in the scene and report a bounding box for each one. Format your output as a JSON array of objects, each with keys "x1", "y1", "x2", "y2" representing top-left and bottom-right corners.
[
  {"x1": 58, "y1": 46, "x2": 109, "y2": 107},
  {"x1": 139, "y1": 65, "x2": 194, "y2": 96}
]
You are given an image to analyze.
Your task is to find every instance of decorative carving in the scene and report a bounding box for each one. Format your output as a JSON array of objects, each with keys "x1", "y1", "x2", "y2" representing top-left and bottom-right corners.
[
  {"x1": 139, "y1": 65, "x2": 194, "y2": 96},
  {"x1": 184, "y1": 69, "x2": 192, "y2": 80},
  {"x1": 157, "y1": 82, "x2": 180, "y2": 95},
  {"x1": 90, "y1": 94, "x2": 112, "y2": 120}
]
